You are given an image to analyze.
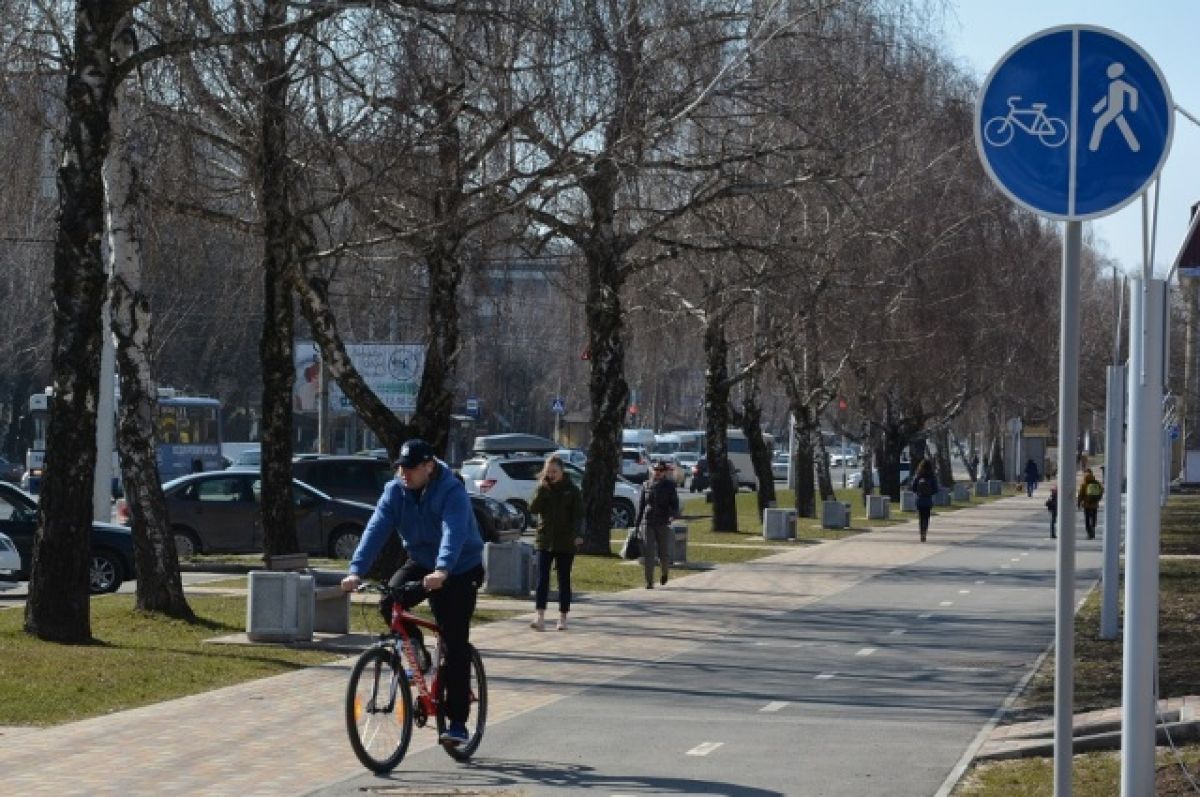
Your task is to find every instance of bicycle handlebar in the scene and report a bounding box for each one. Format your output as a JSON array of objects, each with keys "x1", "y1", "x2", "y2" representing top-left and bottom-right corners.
[{"x1": 356, "y1": 581, "x2": 428, "y2": 605}]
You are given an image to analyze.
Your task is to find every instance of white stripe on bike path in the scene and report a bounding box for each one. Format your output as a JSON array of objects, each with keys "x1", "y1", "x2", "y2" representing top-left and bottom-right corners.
[
  {"x1": 760, "y1": 701, "x2": 789, "y2": 713},
  {"x1": 687, "y1": 742, "x2": 724, "y2": 756}
]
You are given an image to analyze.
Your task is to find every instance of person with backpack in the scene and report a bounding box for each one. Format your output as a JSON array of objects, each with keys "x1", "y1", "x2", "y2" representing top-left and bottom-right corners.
[
  {"x1": 911, "y1": 458, "x2": 938, "y2": 543},
  {"x1": 1076, "y1": 468, "x2": 1104, "y2": 539}
]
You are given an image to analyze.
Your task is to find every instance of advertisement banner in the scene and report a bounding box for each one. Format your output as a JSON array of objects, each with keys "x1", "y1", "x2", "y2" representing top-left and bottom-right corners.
[{"x1": 295, "y1": 342, "x2": 426, "y2": 415}]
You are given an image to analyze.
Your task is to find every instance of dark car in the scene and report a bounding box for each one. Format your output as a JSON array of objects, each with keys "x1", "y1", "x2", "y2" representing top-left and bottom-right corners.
[
  {"x1": 291, "y1": 454, "x2": 521, "y2": 543},
  {"x1": 0, "y1": 456, "x2": 23, "y2": 484},
  {"x1": 0, "y1": 481, "x2": 135, "y2": 593},
  {"x1": 689, "y1": 458, "x2": 710, "y2": 492},
  {"x1": 161, "y1": 471, "x2": 375, "y2": 560}
]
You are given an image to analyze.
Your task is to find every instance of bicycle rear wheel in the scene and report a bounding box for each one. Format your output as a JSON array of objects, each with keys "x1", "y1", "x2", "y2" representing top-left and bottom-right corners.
[
  {"x1": 346, "y1": 645, "x2": 413, "y2": 773},
  {"x1": 435, "y1": 643, "x2": 487, "y2": 761}
]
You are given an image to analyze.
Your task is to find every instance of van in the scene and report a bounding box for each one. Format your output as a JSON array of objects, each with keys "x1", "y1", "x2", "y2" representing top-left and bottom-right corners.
[
  {"x1": 622, "y1": 428, "x2": 656, "y2": 449},
  {"x1": 726, "y1": 429, "x2": 774, "y2": 490}
]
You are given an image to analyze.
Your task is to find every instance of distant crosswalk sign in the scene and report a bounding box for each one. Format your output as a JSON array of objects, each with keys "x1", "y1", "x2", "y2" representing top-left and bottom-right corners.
[{"x1": 551, "y1": 397, "x2": 565, "y2": 415}]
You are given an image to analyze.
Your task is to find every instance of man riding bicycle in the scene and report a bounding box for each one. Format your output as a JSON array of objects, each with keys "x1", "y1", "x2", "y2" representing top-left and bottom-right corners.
[{"x1": 341, "y1": 438, "x2": 485, "y2": 747}]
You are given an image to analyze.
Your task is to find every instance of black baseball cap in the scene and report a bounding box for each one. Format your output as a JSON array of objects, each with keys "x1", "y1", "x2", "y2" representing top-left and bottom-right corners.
[{"x1": 394, "y1": 439, "x2": 436, "y2": 468}]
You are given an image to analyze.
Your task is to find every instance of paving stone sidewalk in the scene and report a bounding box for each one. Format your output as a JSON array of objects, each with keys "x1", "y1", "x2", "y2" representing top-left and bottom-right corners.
[{"x1": 0, "y1": 497, "x2": 1043, "y2": 796}]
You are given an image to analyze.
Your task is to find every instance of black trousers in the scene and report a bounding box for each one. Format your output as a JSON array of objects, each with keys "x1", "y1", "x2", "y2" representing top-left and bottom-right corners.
[
  {"x1": 1082, "y1": 506, "x2": 1098, "y2": 538},
  {"x1": 387, "y1": 560, "x2": 485, "y2": 724},
  {"x1": 917, "y1": 506, "x2": 932, "y2": 533},
  {"x1": 534, "y1": 550, "x2": 575, "y2": 613}
]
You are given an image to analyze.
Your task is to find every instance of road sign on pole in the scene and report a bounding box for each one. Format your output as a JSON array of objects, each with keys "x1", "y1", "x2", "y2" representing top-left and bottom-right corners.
[
  {"x1": 550, "y1": 397, "x2": 565, "y2": 415},
  {"x1": 976, "y1": 25, "x2": 1173, "y2": 221},
  {"x1": 976, "y1": 26, "x2": 1173, "y2": 797}
]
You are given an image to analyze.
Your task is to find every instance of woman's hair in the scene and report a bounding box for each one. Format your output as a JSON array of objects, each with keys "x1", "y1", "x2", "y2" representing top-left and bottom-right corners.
[
  {"x1": 537, "y1": 454, "x2": 566, "y2": 481},
  {"x1": 916, "y1": 458, "x2": 932, "y2": 477}
]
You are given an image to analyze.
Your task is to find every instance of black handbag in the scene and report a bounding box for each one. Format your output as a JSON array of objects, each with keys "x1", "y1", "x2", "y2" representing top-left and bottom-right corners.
[{"x1": 620, "y1": 528, "x2": 642, "y2": 560}]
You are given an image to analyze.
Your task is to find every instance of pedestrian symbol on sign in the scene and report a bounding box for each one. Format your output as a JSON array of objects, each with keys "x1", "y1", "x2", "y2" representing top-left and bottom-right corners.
[{"x1": 1089, "y1": 62, "x2": 1140, "y2": 152}]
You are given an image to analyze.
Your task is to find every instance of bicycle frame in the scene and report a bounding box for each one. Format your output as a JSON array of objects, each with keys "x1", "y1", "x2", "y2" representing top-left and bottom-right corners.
[{"x1": 387, "y1": 603, "x2": 442, "y2": 718}]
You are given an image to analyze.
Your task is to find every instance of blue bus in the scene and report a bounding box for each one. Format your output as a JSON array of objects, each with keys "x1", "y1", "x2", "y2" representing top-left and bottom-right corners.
[{"x1": 23, "y1": 388, "x2": 223, "y2": 493}]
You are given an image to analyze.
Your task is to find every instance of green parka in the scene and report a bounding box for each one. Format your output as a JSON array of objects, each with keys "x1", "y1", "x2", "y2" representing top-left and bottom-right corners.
[{"x1": 529, "y1": 477, "x2": 584, "y2": 553}]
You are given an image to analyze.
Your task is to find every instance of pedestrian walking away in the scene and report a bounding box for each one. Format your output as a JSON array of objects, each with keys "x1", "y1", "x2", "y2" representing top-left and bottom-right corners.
[
  {"x1": 528, "y1": 454, "x2": 584, "y2": 632},
  {"x1": 1076, "y1": 467, "x2": 1104, "y2": 540},
  {"x1": 1023, "y1": 457, "x2": 1040, "y2": 497},
  {"x1": 341, "y1": 438, "x2": 486, "y2": 749},
  {"x1": 911, "y1": 459, "x2": 938, "y2": 543},
  {"x1": 1045, "y1": 486, "x2": 1058, "y2": 539},
  {"x1": 634, "y1": 459, "x2": 680, "y2": 588}
]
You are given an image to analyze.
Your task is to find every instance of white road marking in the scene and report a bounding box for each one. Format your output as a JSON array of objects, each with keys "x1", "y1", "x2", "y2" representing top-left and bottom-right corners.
[
  {"x1": 815, "y1": 672, "x2": 837, "y2": 680},
  {"x1": 856, "y1": 647, "x2": 877, "y2": 656},
  {"x1": 687, "y1": 742, "x2": 724, "y2": 756},
  {"x1": 889, "y1": 629, "x2": 906, "y2": 636},
  {"x1": 1001, "y1": 564, "x2": 1012, "y2": 569},
  {"x1": 975, "y1": 580, "x2": 985, "y2": 585},
  {"x1": 939, "y1": 600, "x2": 954, "y2": 606},
  {"x1": 959, "y1": 589, "x2": 971, "y2": 594},
  {"x1": 760, "y1": 701, "x2": 789, "y2": 713},
  {"x1": 918, "y1": 612, "x2": 933, "y2": 619},
  {"x1": 1010, "y1": 557, "x2": 1021, "y2": 562}
]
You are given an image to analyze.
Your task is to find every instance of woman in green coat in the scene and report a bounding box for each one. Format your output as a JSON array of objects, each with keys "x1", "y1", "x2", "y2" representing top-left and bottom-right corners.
[{"x1": 528, "y1": 454, "x2": 584, "y2": 631}]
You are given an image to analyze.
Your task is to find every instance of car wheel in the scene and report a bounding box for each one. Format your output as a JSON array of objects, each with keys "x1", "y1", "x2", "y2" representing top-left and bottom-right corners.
[
  {"x1": 611, "y1": 499, "x2": 636, "y2": 529},
  {"x1": 328, "y1": 525, "x2": 363, "y2": 560},
  {"x1": 173, "y1": 526, "x2": 201, "y2": 559},
  {"x1": 507, "y1": 500, "x2": 532, "y2": 529},
  {"x1": 90, "y1": 549, "x2": 123, "y2": 594}
]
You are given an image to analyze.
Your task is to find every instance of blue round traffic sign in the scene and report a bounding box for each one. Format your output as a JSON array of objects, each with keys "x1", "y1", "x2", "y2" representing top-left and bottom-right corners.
[{"x1": 976, "y1": 25, "x2": 1172, "y2": 220}]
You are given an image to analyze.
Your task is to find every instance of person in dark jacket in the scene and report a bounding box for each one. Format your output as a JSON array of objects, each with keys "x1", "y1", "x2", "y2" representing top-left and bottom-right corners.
[
  {"x1": 911, "y1": 458, "x2": 938, "y2": 543},
  {"x1": 634, "y1": 459, "x2": 680, "y2": 588},
  {"x1": 528, "y1": 454, "x2": 584, "y2": 631},
  {"x1": 1023, "y1": 458, "x2": 1041, "y2": 497},
  {"x1": 1045, "y1": 486, "x2": 1058, "y2": 539}
]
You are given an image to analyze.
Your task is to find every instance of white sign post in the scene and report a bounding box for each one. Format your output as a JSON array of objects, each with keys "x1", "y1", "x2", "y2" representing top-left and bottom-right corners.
[{"x1": 977, "y1": 25, "x2": 1172, "y2": 796}]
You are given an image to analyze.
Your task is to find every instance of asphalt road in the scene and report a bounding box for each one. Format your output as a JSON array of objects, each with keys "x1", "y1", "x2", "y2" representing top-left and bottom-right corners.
[{"x1": 307, "y1": 504, "x2": 1101, "y2": 797}]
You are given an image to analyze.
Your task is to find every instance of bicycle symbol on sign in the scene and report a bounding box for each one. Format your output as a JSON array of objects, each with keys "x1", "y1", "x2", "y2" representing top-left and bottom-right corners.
[{"x1": 984, "y1": 96, "x2": 1069, "y2": 148}]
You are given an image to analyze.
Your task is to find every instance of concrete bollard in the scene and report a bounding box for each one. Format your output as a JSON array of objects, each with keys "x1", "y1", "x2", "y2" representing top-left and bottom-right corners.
[
  {"x1": 900, "y1": 490, "x2": 917, "y2": 512},
  {"x1": 933, "y1": 488, "x2": 952, "y2": 507},
  {"x1": 975, "y1": 481, "x2": 989, "y2": 498},
  {"x1": 763, "y1": 508, "x2": 796, "y2": 540},
  {"x1": 988, "y1": 479, "x2": 1004, "y2": 496},
  {"x1": 671, "y1": 523, "x2": 689, "y2": 563},
  {"x1": 821, "y1": 500, "x2": 848, "y2": 529},
  {"x1": 866, "y1": 495, "x2": 891, "y2": 519},
  {"x1": 953, "y1": 483, "x2": 972, "y2": 502}
]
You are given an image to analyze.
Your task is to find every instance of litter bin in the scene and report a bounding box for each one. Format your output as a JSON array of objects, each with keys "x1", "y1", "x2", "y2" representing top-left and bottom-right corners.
[{"x1": 671, "y1": 523, "x2": 688, "y2": 564}]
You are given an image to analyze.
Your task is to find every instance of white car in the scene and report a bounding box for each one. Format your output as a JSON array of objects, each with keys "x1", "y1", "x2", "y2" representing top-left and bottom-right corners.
[
  {"x1": 0, "y1": 531, "x2": 21, "y2": 591},
  {"x1": 460, "y1": 454, "x2": 640, "y2": 528},
  {"x1": 620, "y1": 447, "x2": 650, "y2": 483},
  {"x1": 771, "y1": 453, "x2": 790, "y2": 481}
]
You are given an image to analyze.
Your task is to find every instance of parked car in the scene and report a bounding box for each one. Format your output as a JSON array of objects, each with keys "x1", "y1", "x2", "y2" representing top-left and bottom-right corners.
[
  {"x1": 159, "y1": 471, "x2": 375, "y2": 560},
  {"x1": 689, "y1": 458, "x2": 710, "y2": 492},
  {"x1": 827, "y1": 446, "x2": 859, "y2": 468},
  {"x1": 620, "y1": 447, "x2": 650, "y2": 483},
  {"x1": 0, "y1": 531, "x2": 20, "y2": 591},
  {"x1": 846, "y1": 461, "x2": 911, "y2": 490},
  {"x1": 553, "y1": 448, "x2": 588, "y2": 469},
  {"x1": 0, "y1": 481, "x2": 134, "y2": 593},
  {"x1": 771, "y1": 452, "x2": 790, "y2": 481},
  {"x1": 460, "y1": 453, "x2": 640, "y2": 528},
  {"x1": 0, "y1": 456, "x2": 23, "y2": 484},
  {"x1": 289, "y1": 454, "x2": 523, "y2": 541},
  {"x1": 674, "y1": 453, "x2": 699, "y2": 488}
]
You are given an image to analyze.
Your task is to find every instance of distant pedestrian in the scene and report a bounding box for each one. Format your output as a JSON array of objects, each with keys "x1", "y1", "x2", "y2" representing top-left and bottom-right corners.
[
  {"x1": 528, "y1": 454, "x2": 584, "y2": 632},
  {"x1": 911, "y1": 458, "x2": 938, "y2": 543},
  {"x1": 1023, "y1": 458, "x2": 1040, "y2": 497},
  {"x1": 635, "y1": 459, "x2": 680, "y2": 588},
  {"x1": 1045, "y1": 487, "x2": 1058, "y2": 539},
  {"x1": 1076, "y1": 468, "x2": 1104, "y2": 540}
]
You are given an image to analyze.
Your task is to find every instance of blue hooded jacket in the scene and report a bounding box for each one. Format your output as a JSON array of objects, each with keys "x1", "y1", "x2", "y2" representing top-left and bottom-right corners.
[{"x1": 350, "y1": 460, "x2": 483, "y2": 576}]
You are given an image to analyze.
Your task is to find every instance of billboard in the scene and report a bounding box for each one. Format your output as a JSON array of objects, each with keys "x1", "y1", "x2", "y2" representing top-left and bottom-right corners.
[{"x1": 295, "y1": 342, "x2": 426, "y2": 415}]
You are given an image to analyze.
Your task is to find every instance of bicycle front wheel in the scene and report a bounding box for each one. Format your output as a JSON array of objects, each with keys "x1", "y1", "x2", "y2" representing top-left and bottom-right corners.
[
  {"x1": 346, "y1": 646, "x2": 414, "y2": 773},
  {"x1": 983, "y1": 117, "x2": 1014, "y2": 147},
  {"x1": 435, "y1": 643, "x2": 488, "y2": 761}
]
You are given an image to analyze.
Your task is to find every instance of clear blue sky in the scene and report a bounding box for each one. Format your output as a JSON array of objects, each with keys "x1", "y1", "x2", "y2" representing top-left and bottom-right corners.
[{"x1": 945, "y1": 0, "x2": 1200, "y2": 276}]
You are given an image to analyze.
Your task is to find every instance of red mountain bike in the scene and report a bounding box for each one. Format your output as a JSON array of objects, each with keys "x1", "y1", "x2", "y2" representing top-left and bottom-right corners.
[{"x1": 345, "y1": 582, "x2": 487, "y2": 772}]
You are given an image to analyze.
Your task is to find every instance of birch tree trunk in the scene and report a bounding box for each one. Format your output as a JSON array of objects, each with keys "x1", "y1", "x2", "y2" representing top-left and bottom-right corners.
[
  {"x1": 257, "y1": 0, "x2": 297, "y2": 555},
  {"x1": 104, "y1": 26, "x2": 193, "y2": 620},
  {"x1": 25, "y1": 3, "x2": 125, "y2": 643}
]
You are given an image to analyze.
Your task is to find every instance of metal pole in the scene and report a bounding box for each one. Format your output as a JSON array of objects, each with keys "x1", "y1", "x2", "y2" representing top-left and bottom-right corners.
[
  {"x1": 1100, "y1": 364, "x2": 1125, "y2": 640},
  {"x1": 1121, "y1": 277, "x2": 1164, "y2": 796},
  {"x1": 1054, "y1": 220, "x2": 1082, "y2": 797}
]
